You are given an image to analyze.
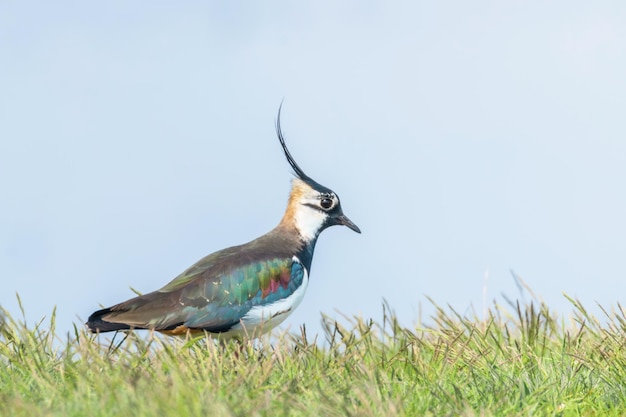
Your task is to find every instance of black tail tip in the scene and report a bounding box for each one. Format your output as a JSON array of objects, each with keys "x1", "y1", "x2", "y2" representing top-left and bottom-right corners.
[{"x1": 86, "y1": 308, "x2": 131, "y2": 333}]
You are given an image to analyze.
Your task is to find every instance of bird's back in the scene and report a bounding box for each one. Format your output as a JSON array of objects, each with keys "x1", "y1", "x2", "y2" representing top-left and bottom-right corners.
[{"x1": 87, "y1": 226, "x2": 311, "y2": 336}]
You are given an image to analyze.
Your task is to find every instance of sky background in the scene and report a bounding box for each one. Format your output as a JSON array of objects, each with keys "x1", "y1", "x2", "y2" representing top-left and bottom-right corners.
[{"x1": 1, "y1": 1, "x2": 626, "y2": 339}]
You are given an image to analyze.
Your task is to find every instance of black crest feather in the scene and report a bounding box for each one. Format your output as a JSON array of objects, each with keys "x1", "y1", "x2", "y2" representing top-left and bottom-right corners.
[
  {"x1": 276, "y1": 104, "x2": 310, "y2": 182},
  {"x1": 275, "y1": 104, "x2": 333, "y2": 194}
]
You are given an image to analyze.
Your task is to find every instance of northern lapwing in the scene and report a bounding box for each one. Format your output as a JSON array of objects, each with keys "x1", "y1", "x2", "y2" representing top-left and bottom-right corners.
[{"x1": 86, "y1": 109, "x2": 360, "y2": 338}]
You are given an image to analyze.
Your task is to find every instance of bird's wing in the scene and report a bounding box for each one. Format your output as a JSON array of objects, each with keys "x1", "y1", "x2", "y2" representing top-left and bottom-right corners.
[{"x1": 92, "y1": 250, "x2": 305, "y2": 333}]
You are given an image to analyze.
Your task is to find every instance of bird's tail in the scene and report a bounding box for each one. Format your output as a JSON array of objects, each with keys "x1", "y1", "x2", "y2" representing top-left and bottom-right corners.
[{"x1": 86, "y1": 308, "x2": 132, "y2": 333}]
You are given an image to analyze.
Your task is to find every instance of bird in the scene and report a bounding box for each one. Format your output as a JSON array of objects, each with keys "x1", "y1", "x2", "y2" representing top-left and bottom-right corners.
[{"x1": 86, "y1": 109, "x2": 361, "y2": 338}]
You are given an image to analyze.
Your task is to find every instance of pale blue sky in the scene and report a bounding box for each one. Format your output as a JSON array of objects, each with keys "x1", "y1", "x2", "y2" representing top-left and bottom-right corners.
[{"x1": 1, "y1": 1, "x2": 625, "y2": 337}]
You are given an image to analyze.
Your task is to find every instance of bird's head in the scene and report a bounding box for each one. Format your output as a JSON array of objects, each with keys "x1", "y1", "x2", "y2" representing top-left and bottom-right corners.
[{"x1": 276, "y1": 109, "x2": 361, "y2": 242}]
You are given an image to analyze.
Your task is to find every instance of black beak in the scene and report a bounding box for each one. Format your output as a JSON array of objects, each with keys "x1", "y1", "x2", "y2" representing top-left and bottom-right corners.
[{"x1": 337, "y1": 214, "x2": 361, "y2": 234}]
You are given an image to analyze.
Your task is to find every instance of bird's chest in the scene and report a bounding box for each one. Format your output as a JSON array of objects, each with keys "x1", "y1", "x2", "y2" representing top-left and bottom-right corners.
[{"x1": 231, "y1": 260, "x2": 310, "y2": 336}]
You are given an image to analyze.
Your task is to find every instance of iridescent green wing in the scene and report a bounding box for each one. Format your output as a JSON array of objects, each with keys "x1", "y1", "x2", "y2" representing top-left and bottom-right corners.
[
  {"x1": 173, "y1": 257, "x2": 305, "y2": 331},
  {"x1": 117, "y1": 248, "x2": 305, "y2": 332}
]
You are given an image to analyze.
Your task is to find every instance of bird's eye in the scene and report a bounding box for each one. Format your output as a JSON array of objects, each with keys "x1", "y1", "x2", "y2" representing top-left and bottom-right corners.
[{"x1": 320, "y1": 197, "x2": 333, "y2": 209}]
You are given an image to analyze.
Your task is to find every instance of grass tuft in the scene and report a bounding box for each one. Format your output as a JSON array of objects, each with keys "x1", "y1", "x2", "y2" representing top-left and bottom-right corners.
[{"x1": 2, "y1": 296, "x2": 626, "y2": 416}]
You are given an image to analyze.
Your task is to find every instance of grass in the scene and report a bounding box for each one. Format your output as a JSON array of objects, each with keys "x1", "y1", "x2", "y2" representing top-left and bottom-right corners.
[{"x1": 2, "y1": 296, "x2": 626, "y2": 416}]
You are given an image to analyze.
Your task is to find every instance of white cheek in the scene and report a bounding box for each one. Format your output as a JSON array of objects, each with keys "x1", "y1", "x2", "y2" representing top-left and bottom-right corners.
[{"x1": 294, "y1": 205, "x2": 327, "y2": 241}]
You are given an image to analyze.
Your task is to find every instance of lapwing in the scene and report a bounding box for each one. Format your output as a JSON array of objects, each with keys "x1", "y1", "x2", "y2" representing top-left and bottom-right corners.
[{"x1": 86, "y1": 109, "x2": 360, "y2": 338}]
